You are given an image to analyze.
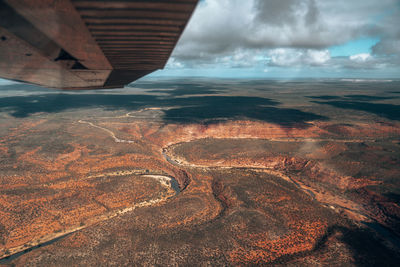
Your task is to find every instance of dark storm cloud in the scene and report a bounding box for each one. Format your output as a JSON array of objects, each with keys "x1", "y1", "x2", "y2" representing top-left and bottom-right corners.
[
  {"x1": 254, "y1": 0, "x2": 319, "y2": 27},
  {"x1": 372, "y1": 11, "x2": 400, "y2": 56},
  {"x1": 373, "y1": 40, "x2": 400, "y2": 56}
]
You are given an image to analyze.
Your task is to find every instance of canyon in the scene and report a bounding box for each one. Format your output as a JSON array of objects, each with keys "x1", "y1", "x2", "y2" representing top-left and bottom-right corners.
[{"x1": 0, "y1": 79, "x2": 399, "y2": 265}]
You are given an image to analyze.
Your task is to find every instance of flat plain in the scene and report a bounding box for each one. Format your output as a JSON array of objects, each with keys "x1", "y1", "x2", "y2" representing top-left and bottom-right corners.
[{"x1": 0, "y1": 78, "x2": 399, "y2": 265}]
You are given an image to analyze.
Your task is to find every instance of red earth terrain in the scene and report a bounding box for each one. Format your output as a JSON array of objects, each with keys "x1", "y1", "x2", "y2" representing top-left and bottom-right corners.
[{"x1": 0, "y1": 79, "x2": 400, "y2": 265}]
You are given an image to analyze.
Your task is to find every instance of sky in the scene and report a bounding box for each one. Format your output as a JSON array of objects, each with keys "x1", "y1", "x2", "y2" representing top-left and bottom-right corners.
[
  {"x1": 151, "y1": 0, "x2": 400, "y2": 78},
  {"x1": 0, "y1": 0, "x2": 399, "y2": 84}
]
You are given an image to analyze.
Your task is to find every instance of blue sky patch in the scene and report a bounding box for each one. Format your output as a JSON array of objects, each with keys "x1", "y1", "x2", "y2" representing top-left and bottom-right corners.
[{"x1": 329, "y1": 37, "x2": 380, "y2": 57}]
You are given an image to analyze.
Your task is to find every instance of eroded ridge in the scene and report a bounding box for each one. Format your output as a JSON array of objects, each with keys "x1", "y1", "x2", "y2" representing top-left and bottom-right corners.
[
  {"x1": 164, "y1": 137, "x2": 400, "y2": 229},
  {"x1": 0, "y1": 169, "x2": 178, "y2": 259}
]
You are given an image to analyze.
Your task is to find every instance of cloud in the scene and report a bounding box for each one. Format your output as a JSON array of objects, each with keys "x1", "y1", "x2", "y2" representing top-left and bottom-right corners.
[
  {"x1": 0, "y1": 79, "x2": 18, "y2": 85},
  {"x1": 373, "y1": 40, "x2": 400, "y2": 55},
  {"x1": 169, "y1": 0, "x2": 400, "y2": 74},
  {"x1": 165, "y1": 58, "x2": 184, "y2": 69},
  {"x1": 254, "y1": 0, "x2": 321, "y2": 29},
  {"x1": 268, "y1": 49, "x2": 330, "y2": 67},
  {"x1": 350, "y1": 53, "x2": 372, "y2": 62},
  {"x1": 371, "y1": 5, "x2": 400, "y2": 57}
]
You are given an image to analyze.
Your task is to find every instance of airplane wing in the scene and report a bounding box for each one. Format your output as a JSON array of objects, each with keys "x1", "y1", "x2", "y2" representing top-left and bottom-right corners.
[{"x1": 0, "y1": 0, "x2": 198, "y2": 89}]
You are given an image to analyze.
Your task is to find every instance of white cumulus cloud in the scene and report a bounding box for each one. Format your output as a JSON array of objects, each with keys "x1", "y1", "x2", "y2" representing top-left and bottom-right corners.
[
  {"x1": 268, "y1": 49, "x2": 330, "y2": 67},
  {"x1": 350, "y1": 53, "x2": 372, "y2": 62}
]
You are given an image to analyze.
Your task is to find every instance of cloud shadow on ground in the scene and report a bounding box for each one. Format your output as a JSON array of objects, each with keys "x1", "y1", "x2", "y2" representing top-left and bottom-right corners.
[
  {"x1": 0, "y1": 93, "x2": 328, "y2": 128},
  {"x1": 163, "y1": 95, "x2": 327, "y2": 127},
  {"x1": 312, "y1": 100, "x2": 400, "y2": 121},
  {"x1": 303, "y1": 225, "x2": 400, "y2": 266},
  {"x1": 309, "y1": 94, "x2": 400, "y2": 121},
  {"x1": 132, "y1": 82, "x2": 227, "y2": 96}
]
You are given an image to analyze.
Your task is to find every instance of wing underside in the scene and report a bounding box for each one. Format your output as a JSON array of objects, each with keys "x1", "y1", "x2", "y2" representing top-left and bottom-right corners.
[{"x1": 0, "y1": 0, "x2": 198, "y2": 89}]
